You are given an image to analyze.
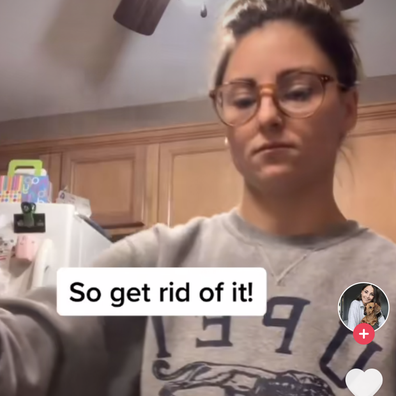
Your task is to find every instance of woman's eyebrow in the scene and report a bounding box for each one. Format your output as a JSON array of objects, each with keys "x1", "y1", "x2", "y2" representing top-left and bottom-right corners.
[
  {"x1": 278, "y1": 67, "x2": 319, "y2": 77},
  {"x1": 226, "y1": 77, "x2": 256, "y2": 84},
  {"x1": 225, "y1": 67, "x2": 322, "y2": 85}
]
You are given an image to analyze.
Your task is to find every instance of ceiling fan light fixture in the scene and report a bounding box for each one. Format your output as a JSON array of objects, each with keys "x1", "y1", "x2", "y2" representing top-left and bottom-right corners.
[
  {"x1": 201, "y1": 3, "x2": 208, "y2": 18},
  {"x1": 113, "y1": 0, "x2": 172, "y2": 36},
  {"x1": 340, "y1": 0, "x2": 365, "y2": 10}
]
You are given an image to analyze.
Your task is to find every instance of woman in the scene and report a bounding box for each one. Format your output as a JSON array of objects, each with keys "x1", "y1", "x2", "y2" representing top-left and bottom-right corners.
[
  {"x1": 347, "y1": 284, "x2": 385, "y2": 331},
  {"x1": 0, "y1": 1, "x2": 395, "y2": 396}
]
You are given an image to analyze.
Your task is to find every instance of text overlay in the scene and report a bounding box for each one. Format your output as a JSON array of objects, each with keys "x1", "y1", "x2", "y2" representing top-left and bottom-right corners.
[{"x1": 56, "y1": 267, "x2": 267, "y2": 316}]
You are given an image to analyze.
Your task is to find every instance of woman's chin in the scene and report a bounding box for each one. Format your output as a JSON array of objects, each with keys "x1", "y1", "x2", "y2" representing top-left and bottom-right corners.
[
  {"x1": 247, "y1": 167, "x2": 304, "y2": 194},
  {"x1": 256, "y1": 164, "x2": 298, "y2": 182}
]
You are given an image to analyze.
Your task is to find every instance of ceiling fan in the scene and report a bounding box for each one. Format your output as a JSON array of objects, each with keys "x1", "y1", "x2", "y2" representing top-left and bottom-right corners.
[
  {"x1": 339, "y1": 0, "x2": 365, "y2": 10},
  {"x1": 113, "y1": 0, "x2": 364, "y2": 36},
  {"x1": 113, "y1": 0, "x2": 172, "y2": 36}
]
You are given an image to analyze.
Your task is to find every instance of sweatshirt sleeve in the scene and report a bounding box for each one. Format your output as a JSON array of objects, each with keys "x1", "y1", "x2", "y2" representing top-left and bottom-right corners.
[
  {"x1": 0, "y1": 226, "x2": 162, "y2": 396},
  {"x1": 92, "y1": 227, "x2": 160, "y2": 268},
  {"x1": 0, "y1": 288, "x2": 107, "y2": 396},
  {"x1": 347, "y1": 300, "x2": 360, "y2": 331}
]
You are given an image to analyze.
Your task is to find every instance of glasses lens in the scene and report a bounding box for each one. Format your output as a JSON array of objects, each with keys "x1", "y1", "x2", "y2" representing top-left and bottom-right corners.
[
  {"x1": 277, "y1": 73, "x2": 324, "y2": 117},
  {"x1": 214, "y1": 83, "x2": 258, "y2": 126}
]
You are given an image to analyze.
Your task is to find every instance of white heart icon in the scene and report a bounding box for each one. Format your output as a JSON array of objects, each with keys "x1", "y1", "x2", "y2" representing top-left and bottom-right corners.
[{"x1": 346, "y1": 369, "x2": 383, "y2": 396}]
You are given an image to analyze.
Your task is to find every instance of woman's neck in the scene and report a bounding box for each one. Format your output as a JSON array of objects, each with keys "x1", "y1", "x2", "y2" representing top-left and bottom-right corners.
[{"x1": 239, "y1": 179, "x2": 346, "y2": 237}]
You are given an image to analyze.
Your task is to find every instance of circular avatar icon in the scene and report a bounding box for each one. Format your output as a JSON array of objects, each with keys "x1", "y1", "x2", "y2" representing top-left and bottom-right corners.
[{"x1": 338, "y1": 282, "x2": 390, "y2": 337}]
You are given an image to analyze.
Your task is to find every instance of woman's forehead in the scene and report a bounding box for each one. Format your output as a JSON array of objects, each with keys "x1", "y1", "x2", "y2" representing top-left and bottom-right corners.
[{"x1": 223, "y1": 21, "x2": 334, "y2": 83}]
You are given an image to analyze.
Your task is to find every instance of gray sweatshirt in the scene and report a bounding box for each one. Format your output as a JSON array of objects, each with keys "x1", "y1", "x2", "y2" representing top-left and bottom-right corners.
[{"x1": 0, "y1": 209, "x2": 395, "y2": 396}]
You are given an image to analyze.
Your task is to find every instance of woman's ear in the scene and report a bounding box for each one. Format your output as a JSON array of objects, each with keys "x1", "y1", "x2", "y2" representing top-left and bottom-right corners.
[{"x1": 342, "y1": 88, "x2": 359, "y2": 134}]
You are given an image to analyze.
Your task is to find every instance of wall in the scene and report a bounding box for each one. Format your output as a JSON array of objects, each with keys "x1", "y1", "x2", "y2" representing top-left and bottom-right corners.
[
  {"x1": 1, "y1": 74, "x2": 396, "y2": 144},
  {"x1": 0, "y1": 99, "x2": 216, "y2": 143}
]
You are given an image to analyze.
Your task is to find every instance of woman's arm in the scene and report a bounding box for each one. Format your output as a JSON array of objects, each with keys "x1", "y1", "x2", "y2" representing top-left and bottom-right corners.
[
  {"x1": 378, "y1": 314, "x2": 385, "y2": 327},
  {"x1": 0, "y1": 226, "x2": 163, "y2": 396},
  {"x1": 347, "y1": 300, "x2": 360, "y2": 331},
  {"x1": 0, "y1": 288, "x2": 107, "y2": 396}
]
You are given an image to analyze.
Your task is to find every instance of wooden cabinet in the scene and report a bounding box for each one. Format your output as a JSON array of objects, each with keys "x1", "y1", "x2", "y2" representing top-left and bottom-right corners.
[
  {"x1": 158, "y1": 137, "x2": 243, "y2": 226},
  {"x1": 0, "y1": 102, "x2": 395, "y2": 241},
  {"x1": 334, "y1": 133, "x2": 396, "y2": 241},
  {"x1": 61, "y1": 145, "x2": 148, "y2": 228},
  {"x1": 157, "y1": 131, "x2": 396, "y2": 240},
  {"x1": 0, "y1": 157, "x2": 14, "y2": 175}
]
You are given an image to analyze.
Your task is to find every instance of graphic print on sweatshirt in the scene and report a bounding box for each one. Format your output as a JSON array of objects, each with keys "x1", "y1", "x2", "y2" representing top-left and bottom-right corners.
[
  {"x1": 149, "y1": 297, "x2": 384, "y2": 396},
  {"x1": 152, "y1": 360, "x2": 334, "y2": 396}
]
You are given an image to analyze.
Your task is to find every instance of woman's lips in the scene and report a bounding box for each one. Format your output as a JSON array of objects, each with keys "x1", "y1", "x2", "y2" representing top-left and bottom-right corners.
[{"x1": 254, "y1": 142, "x2": 296, "y2": 154}]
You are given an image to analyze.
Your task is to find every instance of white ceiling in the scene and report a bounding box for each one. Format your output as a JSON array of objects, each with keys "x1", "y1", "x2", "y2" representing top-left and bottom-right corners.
[{"x1": 0, "y1": 0, "x2": 395, "y2": 122}]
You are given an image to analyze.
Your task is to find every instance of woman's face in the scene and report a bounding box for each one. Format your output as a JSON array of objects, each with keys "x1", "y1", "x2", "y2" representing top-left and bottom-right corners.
[
  {"x1": 361, "y1": 285, "x2": 375, "y2": 305},
  {"x1": 223, "y1": 21, "x2": 358, "y2": 192}
]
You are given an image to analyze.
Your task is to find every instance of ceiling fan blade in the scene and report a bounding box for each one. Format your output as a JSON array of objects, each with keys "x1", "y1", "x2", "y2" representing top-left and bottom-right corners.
[
  {"x1": 113, "y1": 0, "x2": 172, "y2": 36},
  {"x1": 340, "y1": 0, "x2": 364, "y2": 10}
]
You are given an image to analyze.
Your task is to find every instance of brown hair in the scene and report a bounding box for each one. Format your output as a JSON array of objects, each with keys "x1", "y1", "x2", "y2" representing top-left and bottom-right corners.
[
  {"x1": 356, "y1": 284, "x2": 382, "y2": 306},
  {"x1": 213, "y1": 0, "x2": 361, "y2": 89}
]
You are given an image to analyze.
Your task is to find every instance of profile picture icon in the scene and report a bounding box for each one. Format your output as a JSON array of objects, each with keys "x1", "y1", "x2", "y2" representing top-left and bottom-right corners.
[{"x1": 338, "y1": 283, "x2": 389, "y2": 332}]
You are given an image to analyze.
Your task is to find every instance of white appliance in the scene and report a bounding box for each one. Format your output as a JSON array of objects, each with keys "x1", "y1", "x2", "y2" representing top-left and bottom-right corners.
[{"x1": 0, "y1": 203, "x2": 112, "y2": 296}]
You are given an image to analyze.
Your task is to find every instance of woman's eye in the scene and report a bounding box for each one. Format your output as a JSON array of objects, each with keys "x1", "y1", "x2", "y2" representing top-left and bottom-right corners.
[
  {"x1": 283, "y1": 87, "x2": 313, "y2": 102},
  {"x1": 231, "y1": 97, "x2": 256, "y2": 108}
]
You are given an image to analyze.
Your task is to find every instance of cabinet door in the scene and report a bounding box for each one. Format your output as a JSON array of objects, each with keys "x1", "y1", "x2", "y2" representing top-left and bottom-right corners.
[
  {"x1": 158, "y1": 137, "x2": 243, "y2": 226},
  {"x1": 61, "y1": 145, "x2": 147, "y2": 227},
  {"x1": 0, "y1": 157, "x2": 13, "y2": 176},
  {"x1": 334, "y1": 133, "x2": 396, "y2": 242}
]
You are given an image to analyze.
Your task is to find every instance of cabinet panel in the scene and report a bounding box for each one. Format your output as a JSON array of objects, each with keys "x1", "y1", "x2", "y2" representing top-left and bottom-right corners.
[
  {"x1": 61, "y1": 145, "x2": 147, "y2": 227},
  {"x1": 0, "y1": 158, "x2": 11, "y2": 176},
  {"x1": 158, "y1": 137, "x2": 243, "y2": 226},
  {"x1": 334, "y1": 133, "x2": 396, "y2": 242}
]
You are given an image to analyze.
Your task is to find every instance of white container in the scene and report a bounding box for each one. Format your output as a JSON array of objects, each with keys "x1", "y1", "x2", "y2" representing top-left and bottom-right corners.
[{"x1": 0, "y1": 203, "x2": 112, "y2": 296}]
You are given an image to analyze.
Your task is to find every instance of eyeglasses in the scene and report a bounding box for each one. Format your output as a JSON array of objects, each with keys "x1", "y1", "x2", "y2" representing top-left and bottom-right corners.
[{"x1": 209, "y1": 71, "x2": 346, "y2": 127}]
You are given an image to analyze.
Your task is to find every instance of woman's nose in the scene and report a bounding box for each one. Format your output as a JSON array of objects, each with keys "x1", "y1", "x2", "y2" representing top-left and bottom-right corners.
[{"x1": 255, "y1": 96, "x2": 283, "y2": 133}]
